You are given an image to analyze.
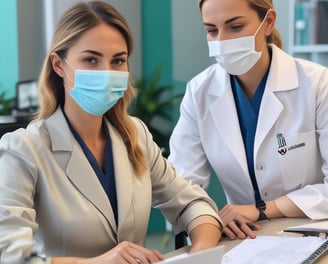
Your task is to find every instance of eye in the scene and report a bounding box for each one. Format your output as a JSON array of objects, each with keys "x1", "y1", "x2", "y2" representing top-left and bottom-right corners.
[
  {"x1": 230, "y1": 24, "x2": 243, "y2": 32},
  {"x1": 205, "y1": 27, "x2": 218, "y2": 37},
  {"x1": 112, "y1": 57, "x2": 127, "y2": 65},
  {"x1": 83, "y1": 57, "x2": 98, "y2": 65}
]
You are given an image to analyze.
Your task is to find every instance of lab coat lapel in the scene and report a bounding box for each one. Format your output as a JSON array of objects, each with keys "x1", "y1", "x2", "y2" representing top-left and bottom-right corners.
[
  {"x1": 46, "y1": 108, "x2": 117, "y2": 231},
  {"x1": 254, "y1": 45, "x2": 299, "y2": 155},
  {"x1": 209, "y1": 73, "x2": 249, "y2": 177},
  {"x1": 253, "y1": 82, "x2": 283, "y2": 156}
]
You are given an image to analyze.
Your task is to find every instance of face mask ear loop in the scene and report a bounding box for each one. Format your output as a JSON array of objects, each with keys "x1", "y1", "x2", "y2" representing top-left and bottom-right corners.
[
  {"x1": 61, "y1": 58, "x2": 75, "y2": 91},
  {"x1": 254, "y1": 11, "x2": 269, "y2": 52},
  {"x1": 254, "y1": 11, "x2": 269, "y2": 37}
]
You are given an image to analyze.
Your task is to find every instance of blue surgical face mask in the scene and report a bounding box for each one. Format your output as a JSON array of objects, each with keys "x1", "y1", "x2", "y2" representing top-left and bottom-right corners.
[{"x1": 68, "y1": 69, "x2": 129, "y2": 116}]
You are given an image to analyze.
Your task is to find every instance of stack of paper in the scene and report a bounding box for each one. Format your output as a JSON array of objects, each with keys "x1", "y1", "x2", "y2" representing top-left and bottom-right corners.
[
  {"x1": 221, "y1": 236, "x2": 328, "y2": 264},
  {"x1": 159, "y1": 245, "x2": 224, "y2": 264},
  {"x1": 284, "y1": 220, "x2": 328, "y2": 235}
]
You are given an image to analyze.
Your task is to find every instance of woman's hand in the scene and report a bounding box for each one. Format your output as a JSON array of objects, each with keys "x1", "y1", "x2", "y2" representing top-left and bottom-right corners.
[
  {"x1": 219, "y1": 204, "x2": 260, "y2": 240},
  {"x1": 52, "y1": 241, "x2": 164, "y2": 264},
  {"x1": 90, "y1": 241, "x2": 164, "y2": 264}
]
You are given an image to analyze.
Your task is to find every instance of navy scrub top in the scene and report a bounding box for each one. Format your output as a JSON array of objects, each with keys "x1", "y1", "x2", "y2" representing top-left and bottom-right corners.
[
  {"x1": 230, "y1": 69, "x2": 269, "y2": 203},
  {"x1": 65, "y1": 114, "x2": 118, "y2": 225}
]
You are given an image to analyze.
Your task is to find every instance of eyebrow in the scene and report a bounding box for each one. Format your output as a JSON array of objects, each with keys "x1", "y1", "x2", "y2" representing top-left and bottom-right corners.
[
  {"x1": 81, "y1": 50, "x2": 103, "y2": 57},
  {"x1": 113, "y1": 51, "x2": 128, "y2": 57},
  {"x1": 81, "y1": 50, "x2": 128, "y2": 57},
  {"x1": 225, "y1": 16, "x2": 244, "y2": 24},
  {"x1": 203, "y1": 16, "x2": 245, "y2": 27}
]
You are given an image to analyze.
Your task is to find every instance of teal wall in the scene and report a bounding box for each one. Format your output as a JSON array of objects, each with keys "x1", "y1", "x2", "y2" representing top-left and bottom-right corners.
[
  {"x1": 142, "y1": 0, "x2": 174, "y2": 233},
  {"x1": 142, "y1": 0, "x2": 173, "y2": 86},
  {"x1": 142, "y1": 0, "x2": 227, "y2": 233},
  {"x1": 0, "y1": 1, "x2": 18, "y2": 99}
]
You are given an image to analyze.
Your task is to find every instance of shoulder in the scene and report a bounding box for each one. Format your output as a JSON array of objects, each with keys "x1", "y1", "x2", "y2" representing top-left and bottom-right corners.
[
  {"x1": 129, "y1": 116, "x2": 152, "y2": 143},
  {"x1": 294, "y1": 58, "x2": 327, "y2": 80},
  {"x1": 130, "y1": 116, "x2": 147, "y2": 132},
  {"x1": 183, "y1": 63, "x2": 229, "y2": 104},
  {"x1": 188, "y1": 63, "x2": 225, "y2": 89},
  {"x1": 0, "y1": 119, "x2": 49, "y2": 159},
  {"x1": 272, "y1": 44, "x2": 327, "y2": 80}
]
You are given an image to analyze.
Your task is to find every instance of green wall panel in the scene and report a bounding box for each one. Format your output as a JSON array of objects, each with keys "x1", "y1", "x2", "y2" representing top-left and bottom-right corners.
[
  {"x1": 142, "y1": 0, "x2": 227, "y2": 234},
  {"x1": 0, "y1": 1, "x2": 18, "y2": 99},
  {"x1": 142, "y1": 0, "x2": 172, "y2": 86},
  {"x1": 142, "y1": 0, "x2": 173, "y2": 233}
]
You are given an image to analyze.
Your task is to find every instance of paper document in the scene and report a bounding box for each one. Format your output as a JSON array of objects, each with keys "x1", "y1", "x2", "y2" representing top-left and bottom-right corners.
[
  {"x1": 158, "y1": 245, "x2": 224, "y2": 264},
  {"x1": 284, "y1": 220, "x2": 328, "y2": 233},
  {"x1": 221, "y1": 236, "x2": 328, "y2": 264}
]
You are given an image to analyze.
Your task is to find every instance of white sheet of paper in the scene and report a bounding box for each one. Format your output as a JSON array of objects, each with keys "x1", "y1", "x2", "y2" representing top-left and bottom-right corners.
[
  {"x1": 221, "y1": 236, "x2": 327, "y2": 264},
  {"x1": 158, "y1": 245, "x2": 224, "y2": 264},
  {"x1": 284, "y1": 220, "x2": 328, "y2": 233}
]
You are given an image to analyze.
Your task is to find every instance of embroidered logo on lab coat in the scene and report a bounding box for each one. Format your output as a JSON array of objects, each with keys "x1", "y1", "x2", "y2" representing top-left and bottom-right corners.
[
  {"x1": 276, "y1": 133, "x2": 306, "y2": 155},
  {"x1": 277, "y1": 133, "x2": 287, "y2": 155}
]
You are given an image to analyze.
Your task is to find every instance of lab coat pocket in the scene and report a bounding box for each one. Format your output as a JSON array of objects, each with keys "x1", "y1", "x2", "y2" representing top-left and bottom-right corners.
[{"x1": 279, "y1": 130, "x2": 316, "y2": 190}]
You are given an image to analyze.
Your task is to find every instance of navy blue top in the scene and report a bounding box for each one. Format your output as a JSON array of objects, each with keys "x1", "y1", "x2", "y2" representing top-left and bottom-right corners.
[
  {"x1": 64, "y1": 114, "x2": 118, "y2": 225},
  {"x1": 231, "y1": 70, "x2": 269, "y2": 204}
]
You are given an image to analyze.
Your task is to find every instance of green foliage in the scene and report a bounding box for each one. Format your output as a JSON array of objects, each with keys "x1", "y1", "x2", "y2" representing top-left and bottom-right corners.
[
  {"x1": 0, "y1": 92, "x2": 14, "y2": 115},
  {"x1": 129, "y1": 66, "x2": 183, "y2": 157}
]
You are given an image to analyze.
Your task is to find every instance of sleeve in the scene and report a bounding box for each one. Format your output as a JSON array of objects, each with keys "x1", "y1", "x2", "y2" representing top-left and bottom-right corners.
[
  {"x1": 134, "y1": 119, "x2": 221, "y2": 234},
  {"x1": 287, "y1": 67, "x2": 328, "y2": 220},
  {"x1": 168, "y1": 82, "x2": 212, "y2": 189},
  {"x1": 0, "y1": 131, "x2": 42, "y2": 263}
]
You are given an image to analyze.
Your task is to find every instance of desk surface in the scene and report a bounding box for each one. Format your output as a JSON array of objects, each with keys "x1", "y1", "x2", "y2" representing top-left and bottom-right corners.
[{"x1": 166, "y1": 218, "x2": 328, "y2": 263}]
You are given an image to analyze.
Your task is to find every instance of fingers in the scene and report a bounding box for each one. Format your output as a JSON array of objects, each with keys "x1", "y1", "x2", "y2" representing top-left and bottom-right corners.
[
  {"x1": 115, "y1": 241, "x2": 164, "y2": 263},
  {"x1": 224, "y1": 221, "x2": 246, "y2": 240},
  {"x1": 152, "y1": 249, "x2": 164, "y2": 260},
  {"x1": 218, "y1": 204, "x2": 260, "y2": 240},
  {"x1": 223, "y1": 220, "x2": 259, "y2": 240},
  {"x1": 238, "y1": 222, "x2": 259, "y2": 239}
]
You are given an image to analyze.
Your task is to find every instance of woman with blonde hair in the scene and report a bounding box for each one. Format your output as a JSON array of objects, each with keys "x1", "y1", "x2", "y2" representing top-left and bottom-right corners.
[
  {"x1": 0, "y1": 1, "x2": 222, "y2": 263},
  {"x1": 169, "y1": 0, "x2": 328, "y2": 240}
]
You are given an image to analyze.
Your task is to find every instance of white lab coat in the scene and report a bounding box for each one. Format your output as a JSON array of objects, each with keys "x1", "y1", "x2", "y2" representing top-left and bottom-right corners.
[{"x1": 169, "y1": 45, "x2": 328, "y2": 220}]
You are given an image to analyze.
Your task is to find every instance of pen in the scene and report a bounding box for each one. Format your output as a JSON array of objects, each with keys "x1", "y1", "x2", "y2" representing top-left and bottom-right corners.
[
  {"x1": 303, "y1": 232, "x2": 328, "y2": 238},
  {"x1": 246, "y1": 223, "x2": 256, "y2": 231},
  {"x1": 288, "y1": 231, "x2": 328, "y2": 238}
]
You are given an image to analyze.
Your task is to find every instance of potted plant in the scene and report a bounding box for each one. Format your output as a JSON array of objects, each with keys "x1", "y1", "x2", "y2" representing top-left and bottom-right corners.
[{"x1": 129, "y1": 65, "x2": 184, "y2": 157}]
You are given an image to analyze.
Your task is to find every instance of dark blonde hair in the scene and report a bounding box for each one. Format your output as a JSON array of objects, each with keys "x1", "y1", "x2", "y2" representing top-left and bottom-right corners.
[
  {"x1": 37, "y1": 0, "x2": 147, "y2": 175},
  {"x1": 198, "y1": 0, "x2": 283, "y2": 48}
]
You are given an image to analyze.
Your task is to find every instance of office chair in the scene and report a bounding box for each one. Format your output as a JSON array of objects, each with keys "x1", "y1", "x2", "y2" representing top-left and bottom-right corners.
[
  {"x1": 175, "y1": 231, "x2": 188, "y2": 249},
  {"x1": 0, "y1": 122, "x2": 28, "y2": 138}
]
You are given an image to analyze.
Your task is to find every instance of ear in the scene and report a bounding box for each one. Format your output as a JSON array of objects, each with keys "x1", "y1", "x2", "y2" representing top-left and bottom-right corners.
[
  {"x1": 50, "y1": 52, "x2": 65, "y2": 78},
  {"x1": 265, "y1": 9, "x2": 276, "y2": 36}
]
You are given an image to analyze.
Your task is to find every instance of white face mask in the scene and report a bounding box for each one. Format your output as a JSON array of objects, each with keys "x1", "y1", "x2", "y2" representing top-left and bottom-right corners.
[{"x1": 208, "y1": 13, "x2": 268, "y2": 75}]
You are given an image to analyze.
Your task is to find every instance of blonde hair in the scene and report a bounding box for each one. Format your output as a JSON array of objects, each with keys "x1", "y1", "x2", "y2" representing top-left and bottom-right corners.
[
  {"x1": 36, "y1": 1, "x2": 148, "y2": 175},
  {"x1": 198, "y1": 0, "x2": 283, "y2": 48}
]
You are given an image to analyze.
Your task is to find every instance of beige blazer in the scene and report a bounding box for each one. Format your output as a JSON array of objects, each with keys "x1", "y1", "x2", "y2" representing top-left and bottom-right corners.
[{"x1": 0, "y1": 108, "x2": 219, "y2": 262}]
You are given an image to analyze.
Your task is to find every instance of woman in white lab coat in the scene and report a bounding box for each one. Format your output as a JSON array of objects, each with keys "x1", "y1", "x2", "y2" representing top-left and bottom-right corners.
[{"x1": 169, "y1": 0, "x2": 328, "y2": 240}]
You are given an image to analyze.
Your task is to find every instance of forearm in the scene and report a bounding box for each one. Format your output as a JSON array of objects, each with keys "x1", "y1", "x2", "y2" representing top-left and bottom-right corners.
[
  {"x1": 51, "y1": 257, "x2": 83, "y2": 264},
  {"x1": 188, "y1": 216, "x2": 222, "y2": 253},
  {"x1": 259, "y1": 196, "x2": 306, "y2": 220},
  {"x1": 272, "y1": 196, "x2": 306, "y2": 218}
]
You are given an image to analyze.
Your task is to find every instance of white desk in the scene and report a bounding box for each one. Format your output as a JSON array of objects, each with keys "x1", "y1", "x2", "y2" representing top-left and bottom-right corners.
[{"x1": 166, "y1": 218, "x2": 328, "y2": 263}]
